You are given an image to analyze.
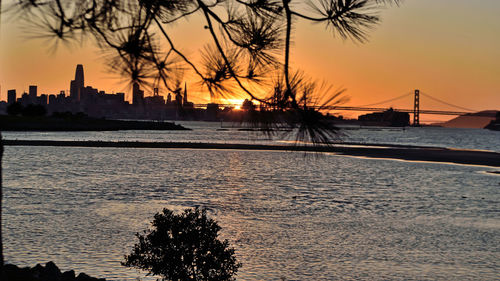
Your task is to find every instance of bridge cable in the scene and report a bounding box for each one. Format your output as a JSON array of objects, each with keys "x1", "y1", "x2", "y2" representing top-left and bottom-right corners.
[
  {"x1": 420, "y1": 92, "x2": 476, "y2": 112},
  {"x1": 355, "y1": 92, "x2": 412, "y2": 107}
]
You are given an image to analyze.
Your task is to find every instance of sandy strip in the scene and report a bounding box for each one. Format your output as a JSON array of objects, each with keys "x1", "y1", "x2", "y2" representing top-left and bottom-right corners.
[{"x1": 3, "y1": 140, "x2": 500, "y2": 167}]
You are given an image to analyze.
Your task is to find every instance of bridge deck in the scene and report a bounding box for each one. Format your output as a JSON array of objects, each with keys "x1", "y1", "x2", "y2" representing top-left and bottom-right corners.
[{"x1": 192, "y1": 104, "x2": 478, "y2": 116}]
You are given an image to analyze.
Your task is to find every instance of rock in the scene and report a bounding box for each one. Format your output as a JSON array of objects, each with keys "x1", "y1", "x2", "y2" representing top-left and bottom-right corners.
[
  {"x1": 76, "y1": 272, "x2": 107, "y2": 281},
  {"x1": 2, "y1": 264, "x2": 20, "y2": 274},
  {"x1": 62, "y1": 270, "x2": 76, "y2": 281},
  {"x1": 44, "y1": 261, "x2": 62, "y2": 278},
  {"x1": 2, "y1": 264, "x2": 31, "y2": 280},
  {"x1": 76, "y1": 272, "x2": 92, "y2": 281},
  {"x1": 1, "y1": 262, "x2": 105, "y2": 281},
  {"x1": 31, "y1": 263, "x2": 45, "y2": 279},
  {"x1": 2, "y1": 263, "x2": 36, "y2": 281}
]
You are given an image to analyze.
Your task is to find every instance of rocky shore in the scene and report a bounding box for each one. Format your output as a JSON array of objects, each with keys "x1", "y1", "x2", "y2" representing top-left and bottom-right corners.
[{"x1": 1, "y1": 261, "x2": 104, "y2": 281}]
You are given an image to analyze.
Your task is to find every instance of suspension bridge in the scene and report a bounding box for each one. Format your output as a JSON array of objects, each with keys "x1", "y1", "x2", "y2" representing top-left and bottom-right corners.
[
  {"x1": 318, "y1": 90, "x2": 482, "y2": 126},
  {"x1": 193, "y1": 90, "x2": 486, "y2": 126}
]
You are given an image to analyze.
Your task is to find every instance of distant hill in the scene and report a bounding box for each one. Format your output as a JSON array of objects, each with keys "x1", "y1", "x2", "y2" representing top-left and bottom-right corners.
[
  {"x1": 485, "y1": 111, "x2": 500, "y2": 131},
  {"x1": 433, "y1": 110, "x2": 498, "y2": 129}
]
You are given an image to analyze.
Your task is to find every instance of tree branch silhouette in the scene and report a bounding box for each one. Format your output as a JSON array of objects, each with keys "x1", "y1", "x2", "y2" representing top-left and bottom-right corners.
[{"x1": 6, "y1": 0, "x2": 401, "y2": 144}]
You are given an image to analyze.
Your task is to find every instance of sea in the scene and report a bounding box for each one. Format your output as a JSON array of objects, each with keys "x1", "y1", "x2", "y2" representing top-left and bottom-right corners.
[{"x1": 2, "y1": 122, "x2": 499, "y2": 280}]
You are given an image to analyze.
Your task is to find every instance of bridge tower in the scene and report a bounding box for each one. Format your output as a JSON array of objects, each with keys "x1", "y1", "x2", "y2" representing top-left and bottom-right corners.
[{"x1": 413, "y1": 89, "x2": 420, "y2": 126}]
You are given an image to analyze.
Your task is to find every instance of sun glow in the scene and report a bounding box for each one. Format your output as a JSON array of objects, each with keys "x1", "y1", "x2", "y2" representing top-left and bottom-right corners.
[{"x1": 224, "y1": 99, "x2": 246, "y2": 107}]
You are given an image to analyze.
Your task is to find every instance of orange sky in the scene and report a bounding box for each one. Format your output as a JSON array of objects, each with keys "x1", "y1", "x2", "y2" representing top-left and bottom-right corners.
[{"x1": 1, "y1": 0, "x2": 499, "y2": 123}]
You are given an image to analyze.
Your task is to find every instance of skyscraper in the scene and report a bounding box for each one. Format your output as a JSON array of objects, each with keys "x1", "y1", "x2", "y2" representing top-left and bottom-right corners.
[
  {"x1": 7, "y1": 89, "x2": 16, "y2": 104},
  {"x1": 70, "y1": 80, "x2": 76, "y2": 100},
  {"x1": 70, "y1": 64, "x2": 85, "y2": 102},
  {"x1": 132, "y1": 82, "x2": 144, "y2": 106},
  {"x1": 29, "y1": 85, "x2": 37, "y2": 103},
  {"x1": 183, "y1": 82, "x2": 188, "y2": 106},
  {"x1": 167, "y1": 93, "x2": 172, "y2": 105}
]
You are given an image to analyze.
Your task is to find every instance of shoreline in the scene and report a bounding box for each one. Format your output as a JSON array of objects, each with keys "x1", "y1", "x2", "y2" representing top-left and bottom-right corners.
[
  {"x1": 4, "y1": 139, "x2": 500, "y2": 167},
  {"x1": 0, "y1": 115, "x2": 189, "y2": 131}
]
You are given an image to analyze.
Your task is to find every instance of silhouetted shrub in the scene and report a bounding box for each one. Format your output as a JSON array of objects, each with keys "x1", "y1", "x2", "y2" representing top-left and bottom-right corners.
[
  {"x1": 52, "y1": 111, "x2": 88, "y2": 119},
  {"x1": 75, "y1": 112, "x2": 88, "y2": 119},
  {"x1": 51, "y1": 111, "x2": 74, "y2": 119},
  {"x1": 123, "y1": 207, "x2": 241, "y2": 281},
  {"x1": 22, "y1": 104, "x2": 47, "y2": 117},
  {"x1": 6, "y1": 102, "x2": 23, "y2": 116}
]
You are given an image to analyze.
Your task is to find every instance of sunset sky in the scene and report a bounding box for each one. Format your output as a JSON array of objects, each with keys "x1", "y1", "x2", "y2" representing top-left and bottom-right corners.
[{"x1": 1, "y1": 0, "x2": 499, "y2": 122}]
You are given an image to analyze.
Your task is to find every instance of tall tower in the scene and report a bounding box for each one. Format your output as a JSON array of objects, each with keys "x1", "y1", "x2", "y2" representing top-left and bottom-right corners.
[
  {"x1": 413, "y1": 89, "x2": 420, "y2": 127},
  {"x1": 132, "y1": 82, "x2": 144, "y2": 105},
  {"x1": 175, "y1": 88, "x2": 182, "y2": 106},
  {"x1": 75, "y1": 64, "x2": 84, "y2": 88},
  {"x1": 70, "y1": 64, "x2": 85, "y2": 102},
  {"x1": 167, "y1": 93, "x2": 172, "y2": 104},
  {"x1": 7, "y1": 89, "x2": 16, "y2": 104},
  {"x1": 183, "y1": 82, "x2": 188, "y2": 106},
  {"x1": 29, "y1": 85, "x2": 37, "y2": 102}
]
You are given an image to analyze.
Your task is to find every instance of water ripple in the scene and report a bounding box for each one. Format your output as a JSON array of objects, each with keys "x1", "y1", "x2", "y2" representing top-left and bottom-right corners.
[{"x1": 3, "y1": 146, "x2": 499, "y2": 280}]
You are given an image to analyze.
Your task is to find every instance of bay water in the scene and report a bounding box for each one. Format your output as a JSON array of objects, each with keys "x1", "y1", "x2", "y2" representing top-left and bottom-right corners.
[{"x1": 3, "y1": 124, "x2": 499, "y2": 280}]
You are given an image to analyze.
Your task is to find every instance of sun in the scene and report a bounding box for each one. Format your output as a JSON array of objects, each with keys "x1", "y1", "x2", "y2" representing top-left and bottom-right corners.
[{"x1": 224, "y1": 98, "x2": 246, "y2": 107}]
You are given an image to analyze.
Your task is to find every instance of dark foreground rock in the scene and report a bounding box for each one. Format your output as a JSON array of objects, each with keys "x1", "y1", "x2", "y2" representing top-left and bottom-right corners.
[{"x1": 1, "y1": 262, "x2": 105, "y2": 281}]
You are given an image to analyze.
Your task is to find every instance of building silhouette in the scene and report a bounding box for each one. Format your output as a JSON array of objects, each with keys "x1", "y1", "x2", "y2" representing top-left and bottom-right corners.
[
  {"x1": 167, "y1": 92, "x2": 172, "y2": 104},
  {"x1": 3, "y1": 64, "x2": 207, "y2": 120},
  {"x1": 29, "y1": 85, "x2": 37, "y2": 103},
  {"x1": 174, "y1": 88, "x2": 183, "y2": 106},
  {"x1": 183, "y1": 83, "x2": 194, "y2": 109},
  {"x1": 39, "y1": 94, "x2": 48, "y2": 106},
  {"x1": 183, "y1": 83, "x2": 188, "y2": 105},
  {"x1": 7, "y1": 89, "x2": 16, "y2": 104},
  {"x1": 132, "y1": 82, "x2": 144, "y2": 106},
  {"x1": 70, "y1": 64, "x2": 85, "y2": 102},
  {"x1": 19, "y1": 91, "x2": 30, "y2": 106}
]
